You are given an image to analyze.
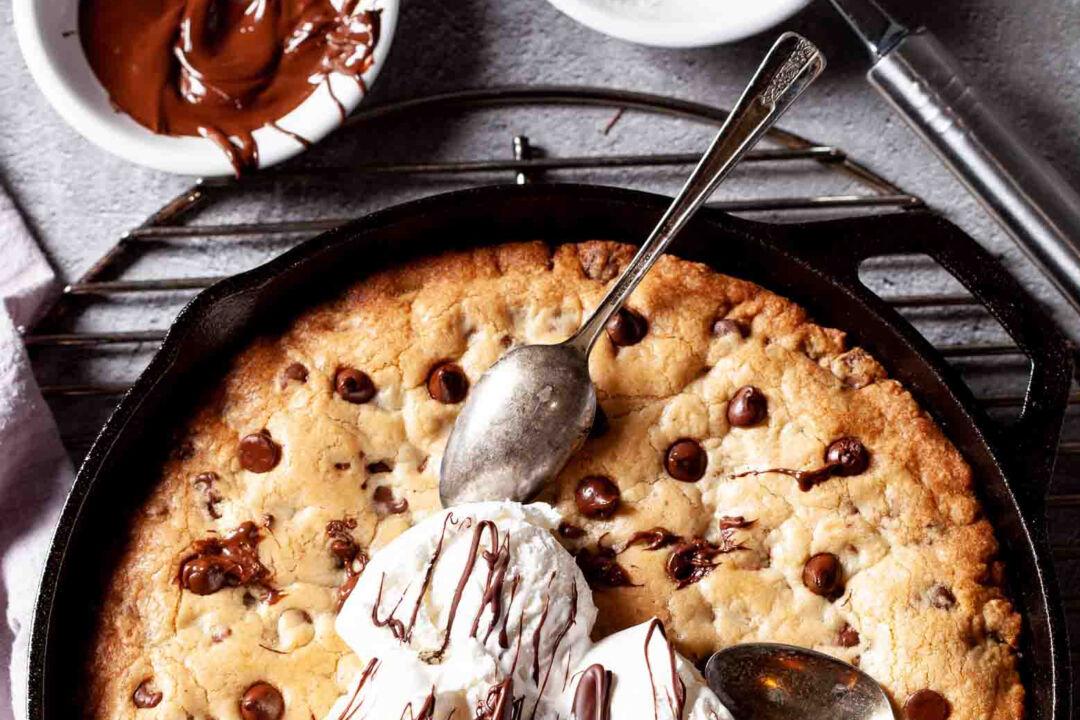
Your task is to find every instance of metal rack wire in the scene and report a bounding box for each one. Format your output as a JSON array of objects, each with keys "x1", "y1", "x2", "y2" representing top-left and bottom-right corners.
[{"x1": 19, "y1": 86, "x2": 1080, "y2": 658}]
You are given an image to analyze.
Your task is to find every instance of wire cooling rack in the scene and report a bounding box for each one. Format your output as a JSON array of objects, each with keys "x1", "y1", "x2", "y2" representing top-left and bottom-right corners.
[{"x1": 19, "y1": 86, "x2": 1080, "y2": 672}]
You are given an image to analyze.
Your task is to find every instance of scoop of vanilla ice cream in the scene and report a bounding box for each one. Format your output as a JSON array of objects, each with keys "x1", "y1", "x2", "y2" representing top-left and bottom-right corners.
[
  {"x1": 562, "y1": 619, "x2": 733, "y2": 720},
  {"x1": 335, "y1": 501, "x2": 597, "y2": 716},
  {"x1": 325, "y1": 649, "x2": 471, "y2": 720}
]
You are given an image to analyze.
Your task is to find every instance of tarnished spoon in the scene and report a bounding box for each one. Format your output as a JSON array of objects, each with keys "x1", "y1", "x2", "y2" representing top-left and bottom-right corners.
[
  {"x1": 439, "y1": 32, "x2": 825, "y2": 507},
  {"x1": 705, "y1": 644, "x2": 895, "y2": 720}
]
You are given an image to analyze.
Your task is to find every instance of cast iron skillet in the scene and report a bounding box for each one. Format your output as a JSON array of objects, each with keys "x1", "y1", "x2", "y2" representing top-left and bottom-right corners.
[{"x1": 28, "y1": 184, "x2": 1073, "y2": 718}]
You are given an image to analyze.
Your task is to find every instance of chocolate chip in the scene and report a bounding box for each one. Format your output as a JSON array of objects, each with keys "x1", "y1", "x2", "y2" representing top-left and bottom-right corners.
[
  {"x1": 373, "y1": 485, "x2": 409, "y2": 514},
  {"x1": 802, "y1": 553, "x2": 843, "y2": 598},
  {"x1": 824, "y1": 437, "x2": 870, "y2": 476},
  {"x1": 726, "y1": 386, "x2": 767, "y2": 427},
  {"x1": 903, "y1": 690, "x2": 951, "y2": 720},
  {"x1": 574, "y1": 476, "x2": 621, "y2": 518},
  {"x1": 666, "y1": 538, "x2": 733, "y2": 588},
  {"x1": 132, "y1": 679, "x2": 162, "y2": 709},
  {"x1": 239, "y1": 430, "x2": 280, "y2": 473},
  {"x1": 712, "y1": 318, "x2": 747, "y2": 338},
  {"x1": 281, "y1": 362, "x2": 308, "y2": 385},
  {"x1": 427, "y1": 361, "x2": 469, "y2": 404},
  {"x1": 240, "y1": 681, "x2": 284, "y2": 720},
  {"x1": 558, "y1": 521, "x2": 585, "y2": 539},
  {"x1": 664, "y1": 439, "x2": 707, "y2": 482},
  {"x1": 588, "y1": 405, "x2": 609, "y2": 439},
  {"x1": 334, "y1": 462, "x2": 351, "y2": 471},
  {"x1": 605, "y1": 308, "x2": 647, "y2": 346},
  {"x1": 181, "y1": 556, "x2": 228, "y2": 595},
  {"x1": 335, "y1": 367, "x2": 376, "y2": 404},
  {"x1": 838, "y1": 623, "x2": 860, "y2": 647},
  {"x1": 576, "y1": 546, "x2": 636, "y2": 587},
  {"x1": 930, "y1": 584, "x2": 956, "y2": 609},
  {"x1": 365, "y1": 461, "x2": 391, "y2": 474}
]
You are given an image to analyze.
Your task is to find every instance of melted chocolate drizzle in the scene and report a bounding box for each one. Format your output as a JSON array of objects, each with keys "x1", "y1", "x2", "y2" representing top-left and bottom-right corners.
[
  {"x1": 475, "y1": 678, "x2": 515, "y2": 720},
  {"x1": 622, "y1": 527, "x2": 682, "y2": 552},
  {"x1": 572, "y1": 664, "x2": 612, "y2": 720},
  {"x1": 644, "y1": 620, "x2": 686, "y2": 720},
  {"x1": 731, "y1": 438, "x2": 869, "y2": 491},
  {"x1": 334, "y1": 657, "x2": 380, "y2": 720},
  {"x1": 327, "y1": 518, "x2": 367, "y2": 609}
]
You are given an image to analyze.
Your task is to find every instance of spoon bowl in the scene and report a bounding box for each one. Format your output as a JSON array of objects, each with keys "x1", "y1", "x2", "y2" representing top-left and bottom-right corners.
[
  {"x1": 705, "y1": 643, "x2": 894, "y2": 720},
  {"x1": 439, "y1": 343, "x2": 595, "y2": 507}
]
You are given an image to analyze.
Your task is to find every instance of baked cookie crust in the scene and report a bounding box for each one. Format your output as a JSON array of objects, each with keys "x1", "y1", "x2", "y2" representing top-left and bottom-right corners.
[{"x1": 86, "y1": 241, "x2": 1022, "y2": 720}]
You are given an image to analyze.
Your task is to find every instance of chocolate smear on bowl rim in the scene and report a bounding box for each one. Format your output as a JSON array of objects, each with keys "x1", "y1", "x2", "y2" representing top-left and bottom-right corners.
[
  {"x1": 80, "y1": 0, "x2": 382, "y2": 176},
  {"x1": 731, "y1": 436, "x2": 870, "y2": 491}
]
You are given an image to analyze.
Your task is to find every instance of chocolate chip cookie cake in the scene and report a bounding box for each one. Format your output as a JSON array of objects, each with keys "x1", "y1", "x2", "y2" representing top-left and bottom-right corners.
[{"x1": 87, "y1": 240, "x2": 1022, "y2": 720}]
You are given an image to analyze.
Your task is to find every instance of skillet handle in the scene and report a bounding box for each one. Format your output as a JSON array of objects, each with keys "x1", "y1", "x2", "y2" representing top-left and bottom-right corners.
[{"x1": 768, "y1": 210, "x2": 1073, "y2": 511}]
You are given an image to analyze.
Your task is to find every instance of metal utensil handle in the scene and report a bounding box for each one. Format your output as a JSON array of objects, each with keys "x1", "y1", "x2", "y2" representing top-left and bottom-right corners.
[
  {"x1": 567, "y1": 32, "x2": 825, "y2": 354},
  {"x1": 870, "y1": 29, "x2": 1080, "y2": 315}
]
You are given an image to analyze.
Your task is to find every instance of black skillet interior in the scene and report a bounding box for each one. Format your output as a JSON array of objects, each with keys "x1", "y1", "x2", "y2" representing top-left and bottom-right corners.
[{"x1": 28, "y1": 184, "x2": 1073, "y2": 719}]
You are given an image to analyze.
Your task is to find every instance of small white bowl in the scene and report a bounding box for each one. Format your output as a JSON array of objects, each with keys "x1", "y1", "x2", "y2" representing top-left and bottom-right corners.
[
  {"x1": 13, "y1": 0, "x2": 398, "y2": 176},
  {"x1": 545, "y1": 0, "x2": 810, "y2": 47}
]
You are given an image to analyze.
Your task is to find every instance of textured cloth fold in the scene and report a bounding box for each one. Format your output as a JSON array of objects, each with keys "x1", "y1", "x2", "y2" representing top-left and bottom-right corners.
[{"x1": 0, "y1": 189, "x2": 73, "y2": 720}]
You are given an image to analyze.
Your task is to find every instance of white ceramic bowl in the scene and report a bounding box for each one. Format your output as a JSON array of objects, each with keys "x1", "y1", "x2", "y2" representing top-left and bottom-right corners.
[
  {"x1": 544, "y1": 0, "x2": 810, "y2": 47},
  {"x1": 13, "y1": 0, "x2": 398, "y2": 176}
]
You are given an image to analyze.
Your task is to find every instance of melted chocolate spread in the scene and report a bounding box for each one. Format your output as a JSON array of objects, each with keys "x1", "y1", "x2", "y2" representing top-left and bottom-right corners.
[
  {"x1": 79, "y1": 0, "x2": 381, "y2": 174},
  {"x1": 178, "y1": 521, "x2": 276, "y2": 597}
]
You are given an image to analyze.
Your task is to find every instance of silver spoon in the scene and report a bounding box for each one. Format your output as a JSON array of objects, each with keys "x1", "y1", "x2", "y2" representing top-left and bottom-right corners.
[
  {"x1": 705, "y1": 643, "x2": 894, "y2": 720},
  {"x1": 439, "y1": 33, "x2": 825, "y2": 507}
]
